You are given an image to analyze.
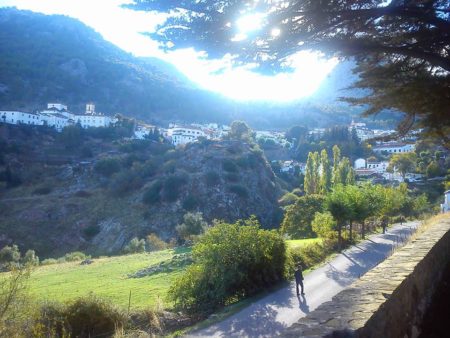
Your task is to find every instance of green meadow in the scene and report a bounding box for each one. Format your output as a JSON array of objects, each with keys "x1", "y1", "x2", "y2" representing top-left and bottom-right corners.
[{"x1": 3, "y1": 239, "x2": 319, "y2": 310}]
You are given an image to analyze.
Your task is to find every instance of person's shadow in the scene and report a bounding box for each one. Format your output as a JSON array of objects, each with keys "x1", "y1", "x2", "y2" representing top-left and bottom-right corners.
[{"x1": 297, "y1": 294, "x2": 310, "y2": 314}]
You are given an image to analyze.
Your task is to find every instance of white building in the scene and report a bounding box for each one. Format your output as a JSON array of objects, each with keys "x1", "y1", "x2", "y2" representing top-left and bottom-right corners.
[
  {"x1": 441, "y1": 190, "x2": 450, "y2": 213},
  {"x1": 366, "y1": 161, "x2": 389, "y2": 173},
  {"x1": 47, "y1": 103, "x2": 68, "y2": 111},
  {"x1": 373, "y1": 142, "x2": 415, "y2": 154},
  {"x1": 168, "y1": 125, "x2": 206, "y2": 146},
  {"x1": 0, "y1": 111, "x2": 43, "y2": 126},
  {"x1": 73, "y1": 114, "x2": 114, "y2": 129},
  {"x1": 134, "y1": 124, "x2": 157, "y2": 139},
  {"x1": 354, "y1": 158, "x2": 366, "y2": 169},
  {"x1": 40, "y1": 112, "x2": 72, "y2": 131}
]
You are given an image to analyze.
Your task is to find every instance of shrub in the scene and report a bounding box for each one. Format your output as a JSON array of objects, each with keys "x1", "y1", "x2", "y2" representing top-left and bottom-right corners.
[
  {"x1": 74, "y1": 190, "x2": 92, "y2": 198},
  {"x1": 142, "y1": 180, "x2": 163, "y2": 205},
  {"x1": 175, "y1": 212, "x2": 208, "y2": 241},
  {"x1": 94, "y1": 158, "x2": 121, "y2": 177},
  {"x1": 146, "y1": 234, "x2": 167, "y2": 252},
  {"x1": 228, "y1": 184, "x2": 249, "y2": 198},
  {"x1": 0, "y1": 244, "x2": 21, "y2": 267},
  {"x1": 311, "y1": 212, "x2": 336, "y2": 238},
  {"x1": 83, "y1": 225, "x2": 101, "y2": 239},
  {"x1": 225, "y1": 173, "x2": 240, "y2": 182},
  {"x1": 39, "y1": 296, "x2": 126, "y2": 337},
  {"x1": 22, "y1": 250, "x2": 39, "y2": 266},
  {"x1": 290, "y1": 242, "x2": 329, "y2": 269},
  {"x1": 162, "y1": 175, "x2": 188, "y2": 202},
  {"x1": 169, "y1": 218, "x2": 290, "y2": 314},
  {"x1": 64, "y1": 252, "x2": 89, "y2": 262},
  {"x1": 33, "y1": 185, "x2": 52, "y2": 195},
  {"x1": 41, "y1": 258, "x2": 58, "y2": 266},
  {"x1": 182, "y1": 194, "x2": 200, "y2": 211},
  {"x1": 205, "y1": 171, "x2": 220, "y2": 186},
  {"x1": 222, "y1": 159, "x2": 238, "y2": 173},
  {"x1": 110, "y1": 170, "x2": 143, "y2": 196},
  {"x1": 278, "y1": 192, "x2": 299, "y2": 207},
  {"x1": 123, "y1": 238, "x2": 146, "y2": 254}
]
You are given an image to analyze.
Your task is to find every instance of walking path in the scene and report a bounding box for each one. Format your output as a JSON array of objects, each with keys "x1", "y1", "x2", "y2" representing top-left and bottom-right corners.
[{"x1": 187, "y1": 221, "x2": 419, "y2": 338}]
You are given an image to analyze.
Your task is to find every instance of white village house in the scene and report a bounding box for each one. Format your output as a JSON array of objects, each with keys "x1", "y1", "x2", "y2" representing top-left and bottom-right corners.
[
  {"x1": 168, "y1": 125, "x2": 206, "y2": 146},
  {"x1": 441, "y1": 190, "x2": 450, "y2": 213},
  {"x1": 373, "y1": 142, "x2": 415, "y2": 154},
  {"x1": 1, "y1": 103, "x2": 115, "y2": 131}
]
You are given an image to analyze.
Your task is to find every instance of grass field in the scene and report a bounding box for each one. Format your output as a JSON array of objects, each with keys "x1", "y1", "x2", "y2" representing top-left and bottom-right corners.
[
  {"x1": 6, "y1": 238, "x2": 320, "y2": 312},
  {"x1": 21, "y1": 248, "x2": 190, "y2": 310},
  {"x1": 286, "y1": 237, "x2": 322, "y2": 249}
]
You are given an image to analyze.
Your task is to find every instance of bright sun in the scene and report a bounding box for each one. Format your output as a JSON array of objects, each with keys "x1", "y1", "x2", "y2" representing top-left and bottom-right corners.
[{"x1": 0, "y1": 0, "x2": 338, "y2": 102}]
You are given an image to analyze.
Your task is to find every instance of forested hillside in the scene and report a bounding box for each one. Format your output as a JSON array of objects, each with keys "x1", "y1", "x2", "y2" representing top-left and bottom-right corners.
[{"x1": 0, "y1": 8, "x2": 400, "y2": 129}]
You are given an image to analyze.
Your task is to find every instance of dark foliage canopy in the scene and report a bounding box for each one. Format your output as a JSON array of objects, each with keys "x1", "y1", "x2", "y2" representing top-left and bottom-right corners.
[{"x1": 129, "y1": 0, "x2": 450, "y2": 145}]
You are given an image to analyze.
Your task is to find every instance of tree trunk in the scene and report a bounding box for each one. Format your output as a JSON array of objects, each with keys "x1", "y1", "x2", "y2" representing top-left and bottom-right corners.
[
  {"x1": 349, "y1": 220, "x2": 353, "y2": 242},
  {"x1": 361, "y1": 220, "x2": 365, "y2": 239},
  {"x1": 338, "y1": 223, "x2": 342, "y2": 252}
]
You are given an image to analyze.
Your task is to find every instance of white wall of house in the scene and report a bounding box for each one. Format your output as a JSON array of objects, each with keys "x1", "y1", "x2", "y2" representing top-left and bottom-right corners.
[
  {"x1": 373, "y1": 143, "x2": 415, "y2": 154},
  {"x1": 354, "y1": 158, "x2": 366, "y2": 169},
  {"x1": 0, "y1": 111, "x2": 43, "y2": 126}
]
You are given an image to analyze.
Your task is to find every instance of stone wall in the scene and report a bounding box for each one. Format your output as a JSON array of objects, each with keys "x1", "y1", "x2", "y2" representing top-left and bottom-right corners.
[{"x1": 281, "y1": 214, "x2": 450, "y2": 338}]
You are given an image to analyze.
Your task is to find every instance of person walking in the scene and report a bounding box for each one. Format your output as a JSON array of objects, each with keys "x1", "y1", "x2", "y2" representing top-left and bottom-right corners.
[{"x1": 295, "y1": 264, "x2": 305, "y2": 296}]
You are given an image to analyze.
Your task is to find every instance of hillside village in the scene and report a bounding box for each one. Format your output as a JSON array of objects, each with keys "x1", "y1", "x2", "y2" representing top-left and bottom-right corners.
[{"x1": 1, "y1": 102, "x2": 424, "y2": 185}]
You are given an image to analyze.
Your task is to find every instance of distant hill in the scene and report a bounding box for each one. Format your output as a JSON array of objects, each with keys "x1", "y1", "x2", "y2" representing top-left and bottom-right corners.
[{"x1": 0, "y1": 8, "x2": 400, "y2": 129}]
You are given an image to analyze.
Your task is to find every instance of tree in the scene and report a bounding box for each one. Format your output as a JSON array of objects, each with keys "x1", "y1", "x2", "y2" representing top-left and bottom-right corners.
[
  {"x1": 129, "y1": 0, "x2": 450, "y2": 145},
  {"x1": 325, "y1": 185, "x2": 354, "y2": 250},
  {"x1": 426, "y1": 160, "x2": 442, "y2": 178},
  {"x1": 332, "y1": 145, "x2": 341, "y2": 185},
  {"x1": 388, "y1": 153, "x2": 417, "y2": 179},
  {"x1": 319, "y1": 149, "x2": 331, "y2": 194},
  {"x1": 304, "y1": 151, "x2": 319, "y2": 194},
  {"x1": 311, "y1": 211, "x2": 336, "y2": 238},
  {"x1": 0, "y1": 245, "x2": 21, "y2": 268},
  {"x1": 122, "y1": 238, "x2": 146, "y2": 254},
  {"x1": 281, "y1": 194, "x2": 324, "y2": 238},
  {"x1": 227, "y1": 120, "x2": 253, "y2": 142}
]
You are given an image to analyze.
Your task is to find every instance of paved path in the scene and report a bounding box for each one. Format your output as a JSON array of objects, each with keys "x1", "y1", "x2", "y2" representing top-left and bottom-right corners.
[{"x1": 187, "y1": 221, "x2": 419, "y2": 338}]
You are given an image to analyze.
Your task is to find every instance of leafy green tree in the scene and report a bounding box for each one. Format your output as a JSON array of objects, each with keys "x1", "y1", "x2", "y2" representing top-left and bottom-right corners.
[
  {"x1": 332, "y1": 145, "x2": 341, "y2": 186},
  {"x1": 426, "y1": 161, "x2": 442, "y2": 178},
  {"x1": 169, "y1": 217, "x2": 289, "y2": 313},
  {"x1": 130, "y1": 0, "x2": 450, "y2": 144},
  {"x1": 311, "y1": 212, "x2": 336, "y2": 238},
  {"x1": 176, "y1": 212, "x2": 209, "y2": 241},
  {"x1": 0, "y1": 245, "x2": 21, "y2": 268},
  {"x1": 22, "y1": 250, "x2": 39, "y2": 266},
  {"x1": 304, "y1": 151, "x2": 319, "y2": 195},
  {"x1": 388, "y1": 153, "x2": 417, "y2": 179},
  {"x1": 281, "y1": 194, "x2": 324, "y2": 238},
  {"x1": 319, "y1": 149, "x2": 331, "y2": 194},
  {"x1": 227, "y1": 121, "x2": 253, "y2": 142},
  {"x1": 325, "y1": 185, "x2": 354, "y2": 250},
  {"x1": 355, "y1": 184, "x2": 384, "y2": 239}
]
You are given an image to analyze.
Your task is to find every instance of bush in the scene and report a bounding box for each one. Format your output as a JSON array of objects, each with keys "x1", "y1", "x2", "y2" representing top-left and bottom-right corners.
[
  {"x1": 290, "y1": 242, "x2": 329, "y2": 269},
  {"x1": 176, "y1": 212, "x2": 208, "y2": 241},
  {"x1": 94, "y1": 158, "x2": 121, "y2": 177},
  {"x1": 83, "y1": 225, "x2": 101, "y2": 239},
  {"x1": 22, "y1": 249, "x2": 39, "y2": 266},
  {"x1": 169, "y1": 218, "x2": 290, "y2": 314},
  {"x1": 228, "y1": 184, "x2": 249, "y2": 198},
  {"x1": 162, "y1": 175, "x2": 188, "y2": 202},
  {"x1": 0, "y1": 244, "x2": 21, "y2": 268},
  {"x1": 41, "y1": 258, "x2": 58, "y2": 266},
  {"x1": 33, "y1": 184, "x2": 52, "y2": 195},
  {"x1": 225, "y1": 173, "x2": 240, "y2": 182},
  {"x1": 142, "y1": 180, "x2": 163, "y2": 205},
  {"x1": 222, "y1": 159, "x2": 238, "y2": 173},
  {"x1": 182, "y1": 194, "x2": 200, "y2": 211},
  {"x1": 205, "y1": 171, "x2": 220, "y2": 186},
  {"x1": 123, "y1": 238, "x2": 146, "y2": 254},
  {"x1": 110, "y1": 170, "x2": 143, "y2": 196},
  {"x1": 38, "y1": 296, "x2": 126, "y2": 337},
  {"x1": 64, "y1": 252, "x2": 89, "y2": 262},
  {"x1": 146, "y1": 234, "x2": 167, "y2": 252},
  {"x1": 278, "y1": 192, "x2": 299, "y2": 207}
]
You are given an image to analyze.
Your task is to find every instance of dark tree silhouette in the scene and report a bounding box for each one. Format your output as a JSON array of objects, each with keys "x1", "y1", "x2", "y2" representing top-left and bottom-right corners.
[{"x1": 128, "y1": 0, "x2": 450, "y2": 146}]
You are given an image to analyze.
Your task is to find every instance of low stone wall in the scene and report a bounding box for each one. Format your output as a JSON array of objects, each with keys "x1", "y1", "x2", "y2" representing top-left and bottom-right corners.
[{"x1": 281, "y1": 214, "x2": 450, "y2": 338}]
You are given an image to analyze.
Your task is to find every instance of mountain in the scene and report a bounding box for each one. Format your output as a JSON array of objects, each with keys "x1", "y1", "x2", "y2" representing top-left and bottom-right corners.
[{"x1": 0, "y1": 7, "x2": 399, "y2": 129}]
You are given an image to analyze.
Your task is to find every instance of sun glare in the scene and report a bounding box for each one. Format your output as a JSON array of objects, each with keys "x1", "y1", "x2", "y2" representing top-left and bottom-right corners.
[{"x1": 0, "y1": 0, "x2": 339, "y2": 102}]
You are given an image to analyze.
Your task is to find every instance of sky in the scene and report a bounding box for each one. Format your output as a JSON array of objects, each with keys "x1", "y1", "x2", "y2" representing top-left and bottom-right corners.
[{"x1": 0, "y1": 0, "x2": 338, "y2": 102}]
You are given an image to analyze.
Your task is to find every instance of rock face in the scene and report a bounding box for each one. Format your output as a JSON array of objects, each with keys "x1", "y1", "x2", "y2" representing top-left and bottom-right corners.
[
  {"x1": 0, "y1": 125, "x2": 282, "y2": 257},
  {"x1": 141, "y1": 140, "x2": 282, "y2": 239}
]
